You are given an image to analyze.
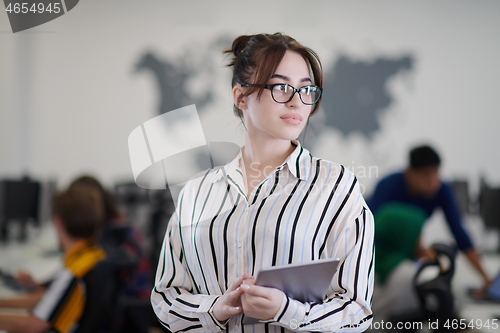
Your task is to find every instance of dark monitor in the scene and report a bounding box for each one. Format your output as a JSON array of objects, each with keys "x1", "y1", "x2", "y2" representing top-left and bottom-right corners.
[
  {"x1": 0, "y1": 178, "x2": 41, "y2": 241},
  {"x1": 113, "y1": 181, "x2": 150, "y2": 225},
  {"x1": 479, "y1": 187, "x2": 500, "y2": 230},
  {"x1": 114, "y1": 182, "x2": 149, "y2": 206},
  {"x1": 450, "y1": 180, "x2": 470, "y2": 215}
]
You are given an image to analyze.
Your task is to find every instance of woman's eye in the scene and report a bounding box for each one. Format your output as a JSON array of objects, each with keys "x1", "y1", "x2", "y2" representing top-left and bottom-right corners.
[
  {"x1": 299, "y1": 86, "x2": 310, "y2": 94},
  {"x1": 300, "y1": 86, "x2": 317, "y2": 94},
  {"x1": 274, "y1": 84, "x2": 287, "y2": 92}
]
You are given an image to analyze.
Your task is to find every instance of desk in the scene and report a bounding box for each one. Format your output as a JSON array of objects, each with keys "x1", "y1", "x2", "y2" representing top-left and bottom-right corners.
[
  {"x1": 0, "y1": 223, "x2": 61, "y2": 333},
  {"x1": 0, "y1": 223, "x2": 61, "y2": 284},
  {"x1": 453, "y1": 253, "x2": 500, "y2": 332},
  {"x1": 0, "y1": 308, "x2": 28, "y2": 333}
]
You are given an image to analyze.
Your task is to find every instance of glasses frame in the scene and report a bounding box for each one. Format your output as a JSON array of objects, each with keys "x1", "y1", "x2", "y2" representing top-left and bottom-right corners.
[{"x1": 241, "y1": 83, "x2": 323, "y2": 105}]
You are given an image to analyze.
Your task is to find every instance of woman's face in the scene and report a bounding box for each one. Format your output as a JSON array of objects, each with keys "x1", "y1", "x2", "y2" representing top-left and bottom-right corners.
[{"x1": 238, "y1": 50, "x2": 314, "y2": 142}]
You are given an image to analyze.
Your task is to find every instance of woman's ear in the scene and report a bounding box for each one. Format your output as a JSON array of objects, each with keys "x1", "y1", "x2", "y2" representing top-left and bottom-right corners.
[{"x1": 233, "y1": 85, "x2": 247, "y2": 111}]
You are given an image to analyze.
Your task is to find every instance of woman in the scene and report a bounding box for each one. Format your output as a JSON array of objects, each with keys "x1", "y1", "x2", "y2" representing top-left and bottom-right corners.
[{"x1": 151, "y1": 33, "x2": 374, "y2": 332}]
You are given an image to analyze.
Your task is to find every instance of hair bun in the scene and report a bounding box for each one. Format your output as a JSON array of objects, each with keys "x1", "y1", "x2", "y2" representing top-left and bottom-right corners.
[
  {"x1": 224, "y1": 35, "x2": 252, "y2": 58},
  {"x1": 231, "y1": 35, "x2": 252, "y2": 56}
]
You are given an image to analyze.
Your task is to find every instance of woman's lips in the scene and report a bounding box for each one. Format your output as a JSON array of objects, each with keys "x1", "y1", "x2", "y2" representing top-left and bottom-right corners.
[{"x1": 280, "y1": 114, "x2": 303, "y2": 125}]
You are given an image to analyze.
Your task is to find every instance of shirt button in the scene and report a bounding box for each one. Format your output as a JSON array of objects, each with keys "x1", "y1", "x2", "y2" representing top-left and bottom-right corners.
[
  {"x1": 235, "y1": 324, "x2": 239, "y2": 330},
  {"x1": 238, "y1": 242, "x2": 242, "y2": 248}
]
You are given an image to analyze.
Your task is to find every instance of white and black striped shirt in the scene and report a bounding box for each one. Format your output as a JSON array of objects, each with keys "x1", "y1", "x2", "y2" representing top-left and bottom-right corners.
[{"x1": 151, "y1": 140, "x2": 374, "y2": 332}]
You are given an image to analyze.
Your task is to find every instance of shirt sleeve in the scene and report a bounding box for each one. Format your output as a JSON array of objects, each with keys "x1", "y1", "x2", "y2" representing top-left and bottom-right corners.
[
  {"x1": 150, "y1": 209, "x2": 226, "y2": 333},
  {"x1": 32, "y1": 269, "x2": 85, "y2": 333},
  {"x1": 439, "y1": 183, "x2": 473, "y2": 251},
  {"x1": 269, "y1": 177, "x2": 375, "y2": 332}
]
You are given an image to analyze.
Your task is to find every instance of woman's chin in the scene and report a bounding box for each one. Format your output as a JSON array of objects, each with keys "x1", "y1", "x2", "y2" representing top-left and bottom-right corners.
[
  {"x1": 251, "y1": 122, "x2": 304, "y2": 141},
  {"x1": 271, "y1": 131, "x2": 303, "y2": 142}
]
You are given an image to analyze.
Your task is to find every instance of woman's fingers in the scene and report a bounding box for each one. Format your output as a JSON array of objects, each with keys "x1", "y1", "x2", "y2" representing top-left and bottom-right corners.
[
  {"x1": 218, "y1": 289, "x2": 244, "y2": 318},
  {"x1": 240, "y1": 283, "x2": 270, "y2": 298},
  {"x1": 228, "y1": 273, "x2": 249, "y2": 292},
  {"x1": 213, "y1": 274, "x2": 253, "y2": 322},
  {"x1": 213, "y1": 288, "x2": 244, "y2": 322},
  {"x1": 240, "y1": 285, "x2": 285, "y2": 321},
  {"x1": 242, "y1": 277, "x2": 255, "y2": 285},
  {"x1": 226, "y1": 287, "x2": 244, "y2": 304},
  {"x1": 224, "y1": 304, "x2": 242, "y2": 315}
]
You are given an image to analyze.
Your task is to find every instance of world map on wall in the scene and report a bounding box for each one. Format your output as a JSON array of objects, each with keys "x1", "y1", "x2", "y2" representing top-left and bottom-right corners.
[
  {"x1": 134, "y1": 37, "x2": 414, "y2": 141},
  {"x1": 322, "y1": 54, "x2": 413, "y2": 137},
  {"x1": 134, "y1": 37, "x2": 415, "y2": 171}
]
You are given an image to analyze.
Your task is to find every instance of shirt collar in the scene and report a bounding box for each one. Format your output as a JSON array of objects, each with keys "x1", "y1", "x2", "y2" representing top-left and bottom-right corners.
[
  {"x1": 283, "y1": 139, "x2": 311, "y2": 181},
  {"x1": 63, "y1": 238, "x2": 106, "y2": 278},
  {"x1": 209, "y1": 139, "x2": 312, "y2": 184},
  {"x1": 209, "y1": 148, "x2": 244, "y2": 185},
  {"x1": 64, "y1": 238, "x2": 93, "y2": 264}
]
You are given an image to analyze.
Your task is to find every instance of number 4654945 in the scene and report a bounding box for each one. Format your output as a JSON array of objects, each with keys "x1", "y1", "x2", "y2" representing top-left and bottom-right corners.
[
  {"x1": 444, "y1": 319, "x2": 498, "y2": 330},
  {"x1": 5, "y1": 3, "x2": 61, "y2": 14}
]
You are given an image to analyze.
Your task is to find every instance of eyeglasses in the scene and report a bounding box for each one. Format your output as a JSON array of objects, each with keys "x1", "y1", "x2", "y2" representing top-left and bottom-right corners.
[{"x1": 241, "y1": 83, "x2": 323, "y2": 105}]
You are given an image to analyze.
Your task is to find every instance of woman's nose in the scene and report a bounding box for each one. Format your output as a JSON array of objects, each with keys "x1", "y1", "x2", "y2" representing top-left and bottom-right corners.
[{"x1": 287, "y1": 89, "x2": 302, "y2": 107}]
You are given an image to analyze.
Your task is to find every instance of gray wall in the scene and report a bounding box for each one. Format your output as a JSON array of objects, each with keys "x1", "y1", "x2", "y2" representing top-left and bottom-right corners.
[{"x1": 1, "y1": 0, "x2": 499, "y2": 196}]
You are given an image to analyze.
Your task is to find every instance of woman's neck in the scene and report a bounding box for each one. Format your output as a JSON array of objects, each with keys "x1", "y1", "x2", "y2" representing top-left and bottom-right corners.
[{"x1": 242, "y1": 135, "x2": 295, "y2": 173}]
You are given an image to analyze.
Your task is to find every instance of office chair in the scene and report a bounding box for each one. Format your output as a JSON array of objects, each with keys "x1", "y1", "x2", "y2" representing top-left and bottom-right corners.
[
  {"x1": 387, "y1": 244, "x2": 457, "y2": 332},
  {"x1": 414, "y1": 244, "x2": 457, "y2": 332},
  {"x1": 99, "y1": 224, "x2": 165, "y2": 333},
  {"x1": 76, "y1": 245, "x2": 138, "y2": 333}
]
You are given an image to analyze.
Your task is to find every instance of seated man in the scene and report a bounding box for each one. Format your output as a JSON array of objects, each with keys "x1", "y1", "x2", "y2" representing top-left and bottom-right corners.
[
  {"x1": 0, "y1": 185, "x2": 106, "y2": 333},
  {"x1": 369, "y1": 145, "x2": 490, "y2": 319}
]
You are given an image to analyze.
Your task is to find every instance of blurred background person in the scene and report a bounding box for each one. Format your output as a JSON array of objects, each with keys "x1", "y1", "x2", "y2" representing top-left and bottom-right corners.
[
  {"x1": 0, "y1": 185, "x2": 106, "y2": 333},
  {"x1": 369, "y1": 145, "x2": 491, "y2": 323},
  {"x1": 10, "y1": 175, "x2": 153, "y2": 301},
  {"x1": 68, "y1": 175, "x2": 153, "y2": 300},
  {"x1": 4, "y1": 175, "x2": 156, "y2": 333}
]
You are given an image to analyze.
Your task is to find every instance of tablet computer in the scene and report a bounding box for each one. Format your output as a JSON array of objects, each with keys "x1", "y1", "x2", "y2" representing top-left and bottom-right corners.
[{"x1": 242, "y1": 258, "x2": 340, "y2": 325}]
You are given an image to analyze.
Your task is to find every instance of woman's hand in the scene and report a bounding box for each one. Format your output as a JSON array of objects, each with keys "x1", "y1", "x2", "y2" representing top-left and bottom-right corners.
[
  {"x1": 240, "y1": 278, "x2": 285, "y2": 321},
  {"x1": 212, "y1": 273, "x2": 249, "y2": 323}
]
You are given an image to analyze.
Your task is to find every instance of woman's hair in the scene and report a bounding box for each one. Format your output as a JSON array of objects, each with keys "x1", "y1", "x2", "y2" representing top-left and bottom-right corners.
[
  {"x1": 224, "y1": 32, "x2": 323, "y2": 118},
  {"x1": 68, "y1": 175, "x2": 121, "y2": 222}
]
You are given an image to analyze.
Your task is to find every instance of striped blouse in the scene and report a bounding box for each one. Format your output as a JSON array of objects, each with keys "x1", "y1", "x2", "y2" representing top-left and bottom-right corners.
[{"x1": 151, "y1": 140, "x2": 374, "y2": 332}]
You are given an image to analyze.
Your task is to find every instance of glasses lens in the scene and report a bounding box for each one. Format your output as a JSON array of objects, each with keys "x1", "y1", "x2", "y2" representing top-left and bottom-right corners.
[
  {"x1": 271, "y1": 84, "x2": 294, "y2": 103},
  {"x1": 299, "y1": 85, "x2": 321, "y2": 105}
]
